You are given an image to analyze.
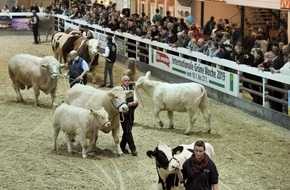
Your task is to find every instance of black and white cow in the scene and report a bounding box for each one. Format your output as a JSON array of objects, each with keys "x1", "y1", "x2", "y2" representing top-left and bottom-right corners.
[{"x1": 147, "y1": 141, "x2": 215, "y2": 190}]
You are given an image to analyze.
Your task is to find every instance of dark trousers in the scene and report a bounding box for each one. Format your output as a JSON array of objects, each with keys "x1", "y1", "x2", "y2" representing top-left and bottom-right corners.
[
  {"x1": 120, "y1": 108, "x2": 137, "y2": 152},
  {"x1": 32, "y1": 26, "x2": 38, "y2": 44}
]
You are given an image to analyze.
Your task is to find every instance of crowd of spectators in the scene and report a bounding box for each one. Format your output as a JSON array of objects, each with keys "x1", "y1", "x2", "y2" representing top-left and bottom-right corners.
[{"x1": 2, "y1": 0, "x2": 288, "y2": 113}]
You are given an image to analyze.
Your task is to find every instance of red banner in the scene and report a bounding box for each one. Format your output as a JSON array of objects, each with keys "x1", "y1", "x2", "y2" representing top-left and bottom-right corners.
[{"x1": 280, "y1": 0, "x2": 290, "y2": 9}]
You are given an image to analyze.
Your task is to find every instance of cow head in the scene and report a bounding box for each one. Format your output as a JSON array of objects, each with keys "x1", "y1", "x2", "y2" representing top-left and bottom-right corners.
[
  {"x1": 90, "y1": 107, "x2": 111, "y2": 128},
  {"x1": 86, "y1": 39, "x2": 99, "y2": 55},
  {"x1": 107, "y1": 87, "x2": 130, "y2": 113},
  {"x1": 41, "y1": 56, "x2": 66, "y2": 78},
  {"x1": 135, "y1": 71, "x2": 151, "y2": 89},
  {"x1": 147, "y1": 142, "x2": 185, "y2": 174}
]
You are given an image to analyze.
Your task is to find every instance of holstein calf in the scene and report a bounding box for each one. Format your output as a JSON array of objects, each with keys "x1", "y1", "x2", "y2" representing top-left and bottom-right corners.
[
  {"x1": 52, "y1": 103, "x2": 111, "y2": 158},
  {"x1": 147, "y1": 141, "x2": 214, "y2": 190},
  {"x1": 135, "y1": 71, "x2": 211, "y2": 134},
  {"x1": 8, "y1": 54, "x2": 65, "y2": 107},
  {"x1": 65, "y1": 84, "x2": 132, "y2": 156}
]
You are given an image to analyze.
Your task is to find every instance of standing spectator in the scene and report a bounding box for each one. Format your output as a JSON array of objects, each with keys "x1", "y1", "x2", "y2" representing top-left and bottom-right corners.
[
  {"x1": 152, "y1": 8, "x2": 162, "y2": 23},
  {"x1": 204, "y1": 16, "x2": 216, "y2": 36},
  {"x1": 120, "y1": 75, "x2": 138, "y2": 156},
  {"x1": 180, "y1": 140, "x2": 219, "y2": 190},
  {"x1": 12, "y1": 2, "x2": 20, "y2": 12},
  {"x1": 65, "y1": 50, "x2": 90, "y2": 88},
  {"x1": 19, "y1": 5, "x2": 26, "y2": 12},
  {"x1": 162, "y1": 10, "x2": 173, "y2": 25},
  {"x1": 30, "y1": 2, "x2": 40, "y2": 12},
  {"x1": 278, "y1": 26, "x2": 288, "y2": 45},
  {"x1": 100, "y1": 35, "x2": 117, "y2": 88},
  {"x1": 82, "y1": 25, "x2": 94, "y2": 39},
  {"x1": 30, "y1": 10, "x2": 39, "y2": 45},
  {"x1": 38, "y1": 2, "x2": 45, "y2": 13},
  {"x1": 2, "y1": 4, "x2": 9, "y2": 13},
  {"x1": 262, "y1": 21, "x2": 271, "y2": 41},
  {"x1": 266, "y1": 50, "x2": 285, "y2": 112},
  {"x1": 232, "y1": 23, "x2": 241, "y2": 47}
]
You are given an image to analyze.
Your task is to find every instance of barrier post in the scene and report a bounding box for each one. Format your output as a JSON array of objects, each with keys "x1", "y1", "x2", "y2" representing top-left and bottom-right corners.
[{"x1": 288, "y1": 90, "x2": 290, "y2": 116}]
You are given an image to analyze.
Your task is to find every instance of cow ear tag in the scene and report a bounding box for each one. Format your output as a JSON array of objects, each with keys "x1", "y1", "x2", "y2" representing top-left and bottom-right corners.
[{"x1": 175, "y1": 150, "x2": 181, "y2": 155}]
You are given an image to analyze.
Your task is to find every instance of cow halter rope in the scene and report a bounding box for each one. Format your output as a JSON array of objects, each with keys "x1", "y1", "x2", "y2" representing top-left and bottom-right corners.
[{"x1": 110, "y1": 100, "x2": 127, "y2": 122}]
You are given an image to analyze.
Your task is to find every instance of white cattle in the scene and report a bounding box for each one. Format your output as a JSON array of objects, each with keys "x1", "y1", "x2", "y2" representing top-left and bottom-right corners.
[
  {"x1": 147, "y1": 141, "x2": 215, "y2": 190},
  {"x1": 135, "y1": 71, "x2": 211, "y2": 134},
  {"x1": 8, "y1": 54, "x2": 65, "y2": 107},
  {"x1": 74, "y1": 38, "x2": 100, "y2": 83},
  {"x1": 52, "y1": 103, "x2": 111, "y2": 158},
  {"x1": 37, "y1": 13, "x2": 55, "y2": 42},
  {"x1": 122, "y1": 57, "x2": 138, "y2": 82},
  {"x1": 51, "y1": 32, "x2": 80, "y2": 63},
  {"x1": 64, "y1": 84, "x2": 132, "y2": 156}
]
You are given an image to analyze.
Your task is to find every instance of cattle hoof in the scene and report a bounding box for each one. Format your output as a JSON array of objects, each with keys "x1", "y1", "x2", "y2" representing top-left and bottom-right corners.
[
  {"x1": 169, "y1": 125, "x2": 174, "y2": 129},
  {"x1": 159, "y1": 122, "x2": 164, "y2": 128},
  {"x1": 207, "y1": 129, "x2": 211, "y2": 134},
  {"x1": 183, "y1": 131, "x2": 190, "y2": 135},
  {"x1": 117, "y1": 153, "x2": 124, "y2": 157}
]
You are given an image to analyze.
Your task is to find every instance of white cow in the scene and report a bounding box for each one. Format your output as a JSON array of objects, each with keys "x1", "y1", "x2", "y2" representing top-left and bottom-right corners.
[
  {"x1": 52, "y1": 103, "x2": 111, "y2": 158},
  {"x1": 65, "y1": 84, "x2": 132, "y2": 156},
  {"x1": 37, "y1": 13, "x2": 55, "y2": 42},
  {"x1": 147, "y1": 141, "x2": 215, "y2": 190},
  {"x1": 8, "y1": 54, "x2": 65, "y2": 107},
  {"x1": 135, "y1": 71, "x2": 211, "y2": 134}
]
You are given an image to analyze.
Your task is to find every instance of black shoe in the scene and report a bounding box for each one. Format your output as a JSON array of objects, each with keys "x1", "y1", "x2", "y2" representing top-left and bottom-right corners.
[
  {"x1": 99, "y1": 84, "x2": 106, "y2": 88},
  {"x1": 121, "y1": 148, "x2": 129, "y2": 154},
  {"x1": 107, "y1": 85, "x2": 114, "y2": 88},
  {"x1": 132, "y1": 150, "x2": 138, "y2": 156}
]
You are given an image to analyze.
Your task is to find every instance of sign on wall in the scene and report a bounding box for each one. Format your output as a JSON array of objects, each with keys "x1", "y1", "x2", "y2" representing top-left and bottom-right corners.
[
  {"x1": 149, "y1": 49, "x2": 239, "y2": 97},
  {"x1": 280, "y1": 0, "x2": 290, "y2": 9}
]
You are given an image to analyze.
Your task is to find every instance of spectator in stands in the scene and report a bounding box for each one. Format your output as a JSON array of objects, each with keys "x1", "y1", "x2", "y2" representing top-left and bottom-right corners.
[
  {"x1": 82, "y1": 25, "x2": 94, "y2": 39},
  {"x1": 152, "y1": 8, "x2": 162, "y2": 23},
  {"x1": 187, "y1": 38, "x2": 198, "y2": 51},
  {"x1": 250, "y1": 49, "x2": 264, "y2": 105},
  {"x1": 12, "y1": 2, "x2": 20, "y2": 12},
  {"x1": 204, "y1": 16, "x2": 216, "y2": 36},
  {"x1": 162, "y1": 10, "x2": 173, "y2": 25},
  {"x1": 204, "y1": 41, "x2": 220, "y2": 58},
  {"x1": 168, "y1": 30, "x2": 178, "y2": 46},
  {"x1": 30, "y1": 2, "x2": 40, "y2": 12},
  {"x1": 244, "y1": 27, "x2": 256, "y2": 53},
  {"x1": 262, "y1": 21, "x2": 271, "y2": 41},
  {"x1": 255, "y1": 34, "x2": 268, "y2": 53},
  {"x1": 159, "y1": 26, "x2": 169, "y2": 43},
  {"x1": 2, "y1": 4, "x2": 9, "y2": 13},
  {"x1": 54, "y1": 4, "x2": 63, "y2": 14},
  {"x1": 278, "y1": 26, "x2": 288, "y2": 45},
  {"x1": 38, "y1": 2, "x2": 45, "y2": 13},
  {"x1": 217, "y1": 44, "x2": 232, "y2": 61},
  {"x1": 19, "y1": 5, "x2": 26, "y2": 12},
  {"x1": 178, "y1": 17, "x2": 188, "y2": 32},
  {"x1": 232, "y1": 23, "x2": 241, "y2": 46},
  {"x1": 266, "y1": 50, "x2": 285, "y2": 112},
  {"x1": 279, "y1": 45, "x2": 289, "y2": 63},
  {"x1": 107, "y1": 17, "x2": 119, "y2": 31}
]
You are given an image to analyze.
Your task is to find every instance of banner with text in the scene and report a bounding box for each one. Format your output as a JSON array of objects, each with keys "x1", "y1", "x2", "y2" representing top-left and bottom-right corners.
[{"x1": 149, "y1": 49, "x2": 239, "y2": 96}]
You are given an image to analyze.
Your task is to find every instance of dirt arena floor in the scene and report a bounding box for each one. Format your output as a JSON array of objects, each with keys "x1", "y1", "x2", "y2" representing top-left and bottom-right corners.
[{"x1": 0, "y1": 32, "x2": 289, "y2": 190}]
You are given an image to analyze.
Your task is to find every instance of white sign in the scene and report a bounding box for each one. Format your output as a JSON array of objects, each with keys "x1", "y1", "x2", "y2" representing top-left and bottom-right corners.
[{"x1": 149, "y1": 49, "x2": 239, "y2": 96}]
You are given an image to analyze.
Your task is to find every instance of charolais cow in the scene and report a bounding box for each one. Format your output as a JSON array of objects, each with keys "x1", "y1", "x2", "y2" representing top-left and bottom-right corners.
[
  {"x1": 74, "y1": 37, "x2": 99, "y2": 83},
  {"x1": 52, "y1": 103, "x2": 111, "y2": 158},
  {"x1": 135, "y1": 71, "x2": 211, "y2": 134},
  {"x1": 51, "y1": 32, "x2": 80, "y2": 63},
  {"x1": 64, "y1": 84, "x2": 132, "y2": 156},
  {"x1": 37, "y1": 13, "x2": 55, "y2": 42},
  {"x1": 8, "y1": 54, "x2": 65, "y2": 107},
  {"x1": 147, "y1": 141, "x2": 215, "y2": 190}
]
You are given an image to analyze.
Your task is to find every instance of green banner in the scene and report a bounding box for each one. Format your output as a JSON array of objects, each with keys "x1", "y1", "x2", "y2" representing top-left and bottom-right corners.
[{"x1": 114, "y1": 36, "x2": 125, "y2": 56}]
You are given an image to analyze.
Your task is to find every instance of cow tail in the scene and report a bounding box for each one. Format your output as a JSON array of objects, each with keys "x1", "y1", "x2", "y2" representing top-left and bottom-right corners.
[{"x1": 198, "y1": 85, "x2": 209, "y2": 110}]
